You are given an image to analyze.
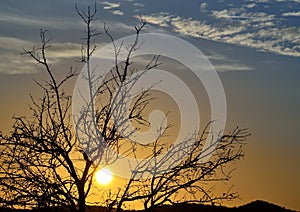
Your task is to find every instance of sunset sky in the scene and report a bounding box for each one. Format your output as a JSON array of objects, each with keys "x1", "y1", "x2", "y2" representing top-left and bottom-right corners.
[{"x1": 0, "y1": 0, "x2": 299, "y2": 210}]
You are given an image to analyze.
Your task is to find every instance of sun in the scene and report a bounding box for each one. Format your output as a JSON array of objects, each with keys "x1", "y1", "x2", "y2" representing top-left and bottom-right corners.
[{"x1": 95, "y1": 168, "x2": 113, "y2": 185}]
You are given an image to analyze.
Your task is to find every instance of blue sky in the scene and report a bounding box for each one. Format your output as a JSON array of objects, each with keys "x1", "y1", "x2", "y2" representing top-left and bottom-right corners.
[{"x1": 0, "y1": 0, "x2": 300, "y2": 210}]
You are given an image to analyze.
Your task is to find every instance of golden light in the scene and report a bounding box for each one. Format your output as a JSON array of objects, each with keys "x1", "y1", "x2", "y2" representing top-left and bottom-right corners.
[{"x1": 95, "y1": 168, "x2": 113, "y2": 185}]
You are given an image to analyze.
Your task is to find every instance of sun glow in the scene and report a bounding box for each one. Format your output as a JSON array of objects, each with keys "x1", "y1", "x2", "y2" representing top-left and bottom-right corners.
[{"x1": 95, "y1": 168, "x2": 113, "y2": 185}]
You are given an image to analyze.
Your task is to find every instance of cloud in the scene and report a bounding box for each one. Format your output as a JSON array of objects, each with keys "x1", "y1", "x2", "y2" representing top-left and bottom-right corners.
[
  {"x1": 136, "y1": 4, "x2": 299, "y2": 57},
  {"x1": 211, "y1": 9, "x2": 275, "y2": 23},
  {"x1": 200, "y1": 3, "x2": 208, "y2": 12},
  {"x1": 101, "y1": 1, "x2": 121, "y2": 10},
  {"x1": 277, "y1": 0, "x2": 300, "y2": 2},
  {"x1": 0, "y1": 13, "x2": 82, "y2": 30},
  {"x1": 140, "y1": 13, "x2": 245, "y2": 39},
  {"x1": 0, "y1": 56, "x2": 36, "y2": 74},
  {"x1": 133, "y1": 2, "x2": 144, "y2": 7},
  {"x1": 137, "y1": 13, "x2": 172, "y2": 27},
  {"x1": 243, "y1": 3, "x2": 257, "y2": 8},
  {"x1": 213, "y1": 64, "x2": 254, "y2": 72},
  {"x1": 247, "y1": 0, "x2": 269, "y2": 2},
  {"x1": 171, "y1": 16, "x2": 246, "y2": 40},
  {"x1": 282, "y1": 11, "x2": 300, "y2": 17},
  {"x1": 110, "y1": 10, "x2": 124, "y2": 16},
  {"x1": 224, "y1": 27, "x2": 300, "y2": 57},
  {"x1": 211, "y1": 9, "x2": 235, "y2": 19},
  {"x1": 0, "y1": 37, "x2": 38, "y2": 74},
  {"x1": 100, "y1": 1, "x2": 124, "y2": 16},
  {"x1": 0, "y1": 37, "x2": 82, "y2": 75},
  {"x1": 206, "y1": 51, "x2": 254, "y2": 72}
]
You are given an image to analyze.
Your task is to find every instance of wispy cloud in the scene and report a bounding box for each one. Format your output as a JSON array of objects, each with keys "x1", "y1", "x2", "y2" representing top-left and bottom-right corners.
[
  {"x1": 247, "y1": 0, "x2": 270, "y2": 3},
  {"x1": 111, "y1": 10, "x2": 124, "y2": 16},
  {"x1": 135, "y1": 13, "x2": 172, "y2": 27},
  {"x1": 282, "y1": 11, "x2": 300, "y2": 17},
  {"x1": 211, "y1": 9, "x2": 249, "y2": 19},
  {"x1": 244, "y1": 3, "x2": 257, "y2": 8},
  {"x1": 277, "y1": 0, "x2": 300, "y2": 2},
  {"x1": 211, "y1": 9, "x2": 275, "y2": 22},
  {"x1": 213, "y1": 64, "x2": 254, "y2": 72},
  {"x1": 0, "y1": 13, "x2": 82, "y2": 30},
  {"x1": 133, "y1": 2, "x2": 144, "y2": 7},
  {"x1": 0, "y1": 37, "x2": 82, "y2": 75},
  {"x1": 172, "y1": 16, "x2": 246, "y2": 39},
  {"x1": 100, "y1": 1, "x2": 124, "y2": 16},
  {"x1": 207, "y1": 51, "x2": 254, "y2": 72},
  {"x1": 101, "y1": 1, "x2": 121, "y2": 10},
  {"x1": 137, "y1": 7, "x2": 300, "y2": 57}
]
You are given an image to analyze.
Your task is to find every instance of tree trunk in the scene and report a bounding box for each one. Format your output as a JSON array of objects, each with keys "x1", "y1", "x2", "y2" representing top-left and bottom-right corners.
[{"x1": 78, "y1": 182, "x2": 86, "y2": 212}]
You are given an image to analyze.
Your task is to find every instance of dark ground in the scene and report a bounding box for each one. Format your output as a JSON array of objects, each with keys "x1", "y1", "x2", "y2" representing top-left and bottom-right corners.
[{"x1": 0, "y1": 200, "x2": 296, "y2": 212}]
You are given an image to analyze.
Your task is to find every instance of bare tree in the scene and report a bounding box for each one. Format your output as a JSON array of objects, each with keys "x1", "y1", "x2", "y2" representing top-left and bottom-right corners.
[
  {"x1": 0, "y1": 3, "x2": 156, "y2": 212},
  {"x1": 0, "y1": 3, "x2": 249, "y2": 212},
  {"x1": 0, "y1": 4, "x2": 105, "y2": 211},
  {"x1": 110, "y1": 125, "x2": 248, "y2": 212}
]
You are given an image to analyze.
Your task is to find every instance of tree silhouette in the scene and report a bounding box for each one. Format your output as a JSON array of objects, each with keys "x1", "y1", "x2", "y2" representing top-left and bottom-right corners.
[{"x1": 0, "y1": 4, "x2": 249, "y2": 212}]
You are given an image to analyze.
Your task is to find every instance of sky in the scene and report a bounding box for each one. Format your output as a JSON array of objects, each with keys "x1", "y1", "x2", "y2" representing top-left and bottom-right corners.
[{"x1": 0, "y1": 0, "x2": 300, "y2": 210}]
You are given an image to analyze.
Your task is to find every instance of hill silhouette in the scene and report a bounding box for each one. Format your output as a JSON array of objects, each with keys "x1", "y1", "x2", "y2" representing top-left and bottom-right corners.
[
  {"x1": 0, "y1": 200, "x2": 296, "y2": 212},
  {"x1": 138, "y1": 200, "x2": 296, "y2": 212},
  {"x1": 237, "y1": 200, "x2": 295, "y2": 212}
]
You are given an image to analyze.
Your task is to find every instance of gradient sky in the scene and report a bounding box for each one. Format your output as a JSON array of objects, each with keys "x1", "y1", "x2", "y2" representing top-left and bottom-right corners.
[{"x1": 0, "y1": 0, "x2": 300, "y2": 210}]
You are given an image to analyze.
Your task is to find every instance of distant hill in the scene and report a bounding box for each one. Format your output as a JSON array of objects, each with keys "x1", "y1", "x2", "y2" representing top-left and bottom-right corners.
[
  {"x1": 0, "y1": 200, "x2": 297, "y2": 212},
  {"x1": 135, "y1": 200, "x2": 296, "y2": 212},
  {"x1": 236, "y1": 200, "x2": 296, "y2": 212}
]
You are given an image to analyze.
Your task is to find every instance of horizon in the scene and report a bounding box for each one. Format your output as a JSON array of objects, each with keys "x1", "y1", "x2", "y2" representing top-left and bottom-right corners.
[{"x1": 0, "y1": 0, "x2": 299, "y2": 211}]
